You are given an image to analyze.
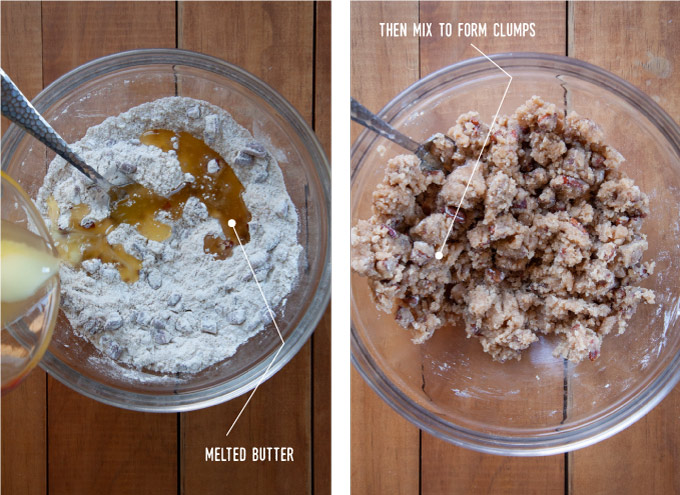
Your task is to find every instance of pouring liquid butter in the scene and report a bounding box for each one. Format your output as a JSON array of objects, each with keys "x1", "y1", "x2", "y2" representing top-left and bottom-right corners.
[{"x1": 1, "y1": 220, "x2": 60, "y2": 325}]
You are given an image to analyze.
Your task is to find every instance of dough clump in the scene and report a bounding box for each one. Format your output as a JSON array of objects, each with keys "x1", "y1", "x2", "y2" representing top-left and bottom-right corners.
[{"x1": 351, "y1": 96, "x2": 655, "y2": 363}]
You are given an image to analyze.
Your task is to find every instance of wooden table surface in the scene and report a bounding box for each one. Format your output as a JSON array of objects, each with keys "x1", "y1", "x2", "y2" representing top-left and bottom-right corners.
[
  {"x1": 351, "y1": 2, "x2": 679, "y2": 494},
  {"x1": 1, "y1": 2, "x2": 330, "y2": 494}
]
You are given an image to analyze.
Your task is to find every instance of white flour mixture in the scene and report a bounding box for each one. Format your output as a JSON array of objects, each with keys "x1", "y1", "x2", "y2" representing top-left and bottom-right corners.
[{"x1": 37, "y1": 97, "x2": 302, "y2": 373}]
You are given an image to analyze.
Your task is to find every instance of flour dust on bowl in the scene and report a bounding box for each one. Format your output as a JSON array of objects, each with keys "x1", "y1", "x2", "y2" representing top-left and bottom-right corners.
[
  {"x1": 350, "y1": 53, "x2": 680, "y2": 455},
  {"x1": 2, "y1": 49, "x2": 330, "y2": 412}
]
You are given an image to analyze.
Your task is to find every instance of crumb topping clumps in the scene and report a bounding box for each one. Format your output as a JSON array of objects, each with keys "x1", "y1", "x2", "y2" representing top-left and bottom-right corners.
[{"x1": 351, "y1": 96, "x2": 655, "y2": 363}]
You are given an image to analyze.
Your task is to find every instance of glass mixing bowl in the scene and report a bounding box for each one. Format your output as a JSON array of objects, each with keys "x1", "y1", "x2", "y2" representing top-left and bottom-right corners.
[
  {"x1": 351, "y1": 53, "x2": 680, "y2": 455},
  {"x1": 1, "y1": 172, "x2": 60, "y2": 392},
  {"x1": 2, "y1": 49, "x2": 330, "y2": 411}
]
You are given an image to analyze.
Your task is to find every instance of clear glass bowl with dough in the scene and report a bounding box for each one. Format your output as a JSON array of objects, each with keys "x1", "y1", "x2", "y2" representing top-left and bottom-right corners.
[
  {"x1": 1, "y1": 49, "x2": 330, "y2": 411},
  {"x1": 351, "y1": 53, "x2": 680, "y2": 455}
]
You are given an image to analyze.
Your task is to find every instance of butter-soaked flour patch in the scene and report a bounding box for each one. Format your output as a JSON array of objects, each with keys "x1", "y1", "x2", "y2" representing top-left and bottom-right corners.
[{"x1": 37, "y1": 97, "x2": 303, "y2": 374}]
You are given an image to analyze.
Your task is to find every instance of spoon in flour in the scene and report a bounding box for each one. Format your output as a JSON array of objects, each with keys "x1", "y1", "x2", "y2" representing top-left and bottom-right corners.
[{"x1": 1, "y1": 68, "x2": 118, "y2": 195}]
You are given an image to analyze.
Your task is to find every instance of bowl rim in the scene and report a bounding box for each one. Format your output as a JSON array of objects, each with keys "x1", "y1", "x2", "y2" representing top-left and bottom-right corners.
[
  {"x1": 350, "y1": 51, "x2": 680, "y2": 455},
  {"x1": 2, "y1": 48, "x2": 331, "y2": 412}
]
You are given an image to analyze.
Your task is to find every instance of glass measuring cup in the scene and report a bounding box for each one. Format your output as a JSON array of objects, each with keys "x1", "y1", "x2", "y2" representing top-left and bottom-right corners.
[{"x1": 1, "y1": 172, "x2": 60, "y2": 392}]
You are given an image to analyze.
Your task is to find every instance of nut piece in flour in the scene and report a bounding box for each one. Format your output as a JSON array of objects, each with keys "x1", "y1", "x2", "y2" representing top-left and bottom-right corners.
[
  {"x1": 226, "y1": 309, "x2": 246, "y2": 325},
  {"x1": 104, "y1": 313, "x2": 124, "y2": 331},
  {"x1": 186, "y1": 105, "x2": 201, "y2": 119},
  {"x1": 201, "y1": 318, "x2": 218, "y2": 335},
  {"x1": 118, "y1": 162, "x2": 137, "y2": 174},
  {"x1": 146, "y1": 269, "x2": 163, "y2": 290},
  {"x1": 242, "y1": 141, "x2": 267, "y2": 158},
  {"x1": 234, "y1": 150, "x2": 254, "y2": 167},
  {"x1": 175, "y1": 313, "x2": 196, "y2": 335}
]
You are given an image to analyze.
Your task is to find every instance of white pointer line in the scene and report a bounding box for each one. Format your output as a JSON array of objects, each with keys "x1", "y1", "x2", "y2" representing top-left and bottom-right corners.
[
  {"x1": 226, "y1": 219, "x2": 285, "y2": 438},
  {"x1": 435, "y1": 45, "x2": 513, "y2": 258}
]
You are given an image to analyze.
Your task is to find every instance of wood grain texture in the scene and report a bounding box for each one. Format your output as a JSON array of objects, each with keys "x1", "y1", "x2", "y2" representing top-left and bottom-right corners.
[
  {"x1": 180, "y1": 352, "x2": 312, "y2": 494},
  {"x1": 179, "y1": 1, "x2": 315, "y2": 123},
  {"x1": 314, "y1": 1, "x2": 332, "y2": 156},
  {"x1": 350, "y1": 1, "x2": 420, "y2": 143},
  {"x1": 39, "y1": 3, "x2": 179, "y2": 495},
  {"x1": 418, "y1": 4, "x2": 567, "y2": 494},
  {"x1": 569, "y1": 3, "x2": 680, "y2": 494},
  {"x1": 1, "y1": 1, "x2": 43, "y2": 133},
  {"x1": 420, "y1": 1, "x2": 567, "y2": 75},
  {"x1": 313, "y1": 305, "x2": 332, "y2": 495},
  {"x1": 312, "y1": 7, "x2": 332, "y2": 493},
  {"x1": 571, "y1": 390, "x2": 680, "y2": 495},
  {"x1": 48, "y1": 380, "x2": 178, "y2": 495},
  {"x1": 178, "y1": 2, "x2": 316, "y2": 493},
  {"x1": 41, "y1": 1, "x2": 176, "y2": 86},
  {"x1": 351, "y1": 4, "x2": 421, "y2": 493},
  {"x1": 569, "y1": 1, "x2": 679, "y2": 122},
  {"x1": 1, "y1": 370, "x2": 47, "y2": 495},
  {"x1": 1, "y1": 4, "x2": 47, "y2": 495},
  {"x1": 422, "y1": 445, "x2": 565, "y2": 495},
  {"x1": 351, "y1": 368, "x2": 421, "y2": 495}
]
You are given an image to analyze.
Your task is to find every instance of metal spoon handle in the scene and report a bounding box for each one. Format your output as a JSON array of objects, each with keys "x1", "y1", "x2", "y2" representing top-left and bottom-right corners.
[
  {"x1": 350, "y1": 97, "x2": 421, "y2": 154},
  {"x1": 1, "y1": 68, "x2": 111, "y2": 192}
]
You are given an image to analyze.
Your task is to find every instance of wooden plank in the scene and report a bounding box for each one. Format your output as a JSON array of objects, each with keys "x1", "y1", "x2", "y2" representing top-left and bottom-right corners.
[
  {"x1": 180, "y1": 351, "x2": 312, "y2": 494},
  {"x1": 417, "y1": 3, "x2": 568, "y2": 493},
  {"x1": 1, "y1": 2, "x2": 43, "y2": 133},
  {"x1": 314, "y1": 1, "x2": 332, "y2": 157},
  {"x1": 48, "y1": 380, "x2": 178, "y2": 494},
  {"x1": 569, "y1": 3, "x2": 680, "y2": 494},
  {"x1": 1, "y1": 4, "x2": 47, "y2": 495},
  {"x1": 40, "y1": 3, "x2": 178, "y2": 495},
  {"x1": 313, "y1": 4, "x2": 332, "y2": 494},
  {"x1": 41, "y1": 1, "x2": 176, "y2": 85},
  {"x1": 420, "y1": 1, "x2": 567, "y2": 74},
  {"x1": 1, "y1": 371, "x2": 46, "y2": 495},
  {"x1": 571, "y1": 390, "x2": 680, "y2": 495},
  {"x1": 350, "y1": 1, "x2": 420, "y2": 143},
  {"x1": 178, "y1": 2, "x2": 315, "y2": 493},
  {"x1": 350, "y1": 2, "x2": 421, "y2": 494},
  {"x1": 312, "y1": 306, "x2": 331, "y2": 495},
  {"x1": 179, "y1": 1, "x2": 315, "y2": 124},
  {"x1": 569, "y1": 1, "x2": 679, "y2": 120},
  {"x1": 422, "y1": 446, "x2": 566, "y2": 495},
  {"x1": 351, "y1": 368, "x2": 422, "y2": 495}
]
